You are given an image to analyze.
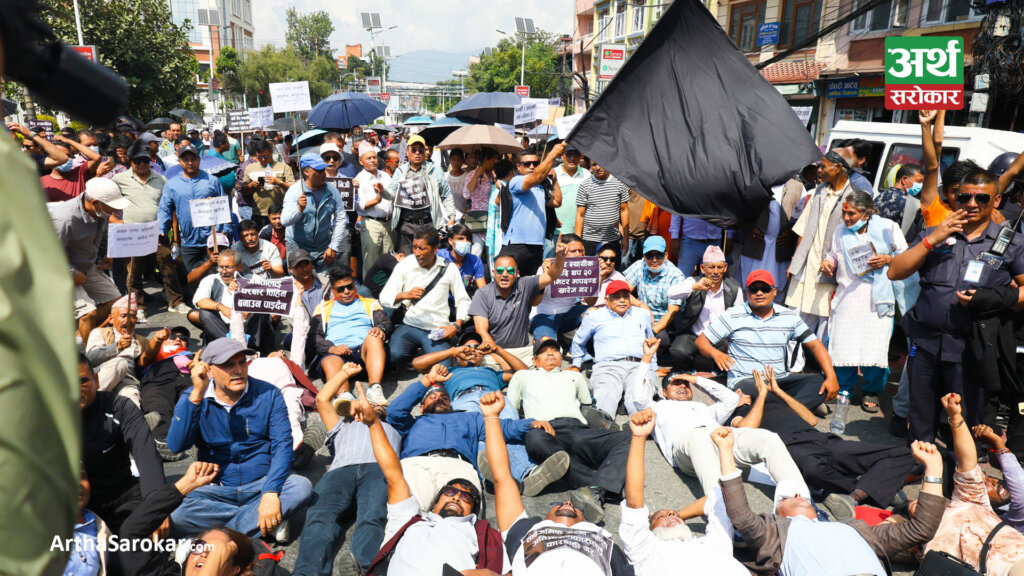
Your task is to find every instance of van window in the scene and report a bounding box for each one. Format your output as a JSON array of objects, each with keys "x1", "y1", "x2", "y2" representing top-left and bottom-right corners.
[
  {"x1": 827, "y1": 138, "x2": 885, "y2": 186},
  {"x1": 879, "y1": 143, "x2": 960, "y2": 188}
]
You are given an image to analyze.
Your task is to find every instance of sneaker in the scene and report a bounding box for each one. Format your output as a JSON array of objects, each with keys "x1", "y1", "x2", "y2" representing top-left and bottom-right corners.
[
  {"x1": 570, "y1": 486, "x2": 605, "y2": 524},
  {"x1": 273, "y1": 519, "x2": 290, "y2": 544},
  {"x1": 888, "y1": 414, "x2": 908, "y2": 438},
  {"x1": 332, "y1": 392, "x2": 356, "y2": 417},
  {"x1": 169, "y1": 302, "x2": 191, "y2": 314},
  {"x1": 366, "y1": 383, "x2": 389, "y2": 406},
  {"x1": 581, "y1": 406, "x2": 619, "y2": 432},
  {"x1": 813, "y1": 403, "x2": 830, "y2": 418},
  {"x1": 302, "y1": 414, "x2": 327, "y2": 452},
  {"x1": 335, "y1": 549, "x2": 361, "y2": 576},
  {"x1": 478, "y1": 451, "x2": 494, "y2": 484},
  {"x1": 822, "y1": 493, "x2": 857, "y2": 521},
  {"x1": 889, "y1": 488, "x2": 910, "y2": 510},
  {"x1": 135, "y1": 309, "x2": 148, "y2": 324},
  {"x1": 522, "y1": 451, "x2": 570, "y2": 497},
  {"x1": 144, "y1": 411, "x2": 162, "y2": 431}
]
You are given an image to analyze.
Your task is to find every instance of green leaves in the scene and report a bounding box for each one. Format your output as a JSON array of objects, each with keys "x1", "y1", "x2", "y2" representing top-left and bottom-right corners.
[
  {"x1": 467, "y1": 30, "x2": 561, "y2": 97},
  {"x1": 236, "y1": 46, "x2": 338, "y2": 108},
  {"x1": 286, "y1": 8, "x2": 334, "y2": 62}
]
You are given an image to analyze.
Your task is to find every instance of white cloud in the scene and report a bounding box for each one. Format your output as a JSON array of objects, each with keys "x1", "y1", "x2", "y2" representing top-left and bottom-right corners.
[{"x1": 252, "y1": 0, "x2": 574, "y2": 57}]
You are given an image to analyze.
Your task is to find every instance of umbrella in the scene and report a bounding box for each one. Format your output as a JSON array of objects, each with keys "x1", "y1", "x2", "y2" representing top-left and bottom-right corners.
[
  {"x1": 309, "y1": 92, "x2": 386, "y2": 131},
  {"x1": 272, "y1": 116, "x2": 311, "y2": 132},
  {"x1": 290, "y1": 128, "x2": 327, "y2": 156},
  {"x1": 446, "y1": 92, "x2": 522, "y2": 125},
  {"x1": 146, "y1": 117, "x2": 176, "y2": 130},
  {"x1": 418, "y1": 116, "x2": 483, "y2": 147},
  {"x1": 437, "y1": 125, "x2": 523, "y2": 154},
  {"x1": 527, "y1": 125, "x2": 557, "y2": 138},
  {"x1": 2, "y1": 98, "x2": 17, "y2": 118},
  {"x1": 403, "y1": 115, "x2": 434, "y2": 126},
  {"x1": 367, "y1": 124, "x2": 396, "y2": 134},
  {"x1": 163, "y1": 154, "x2": 237, "y2": 179},
  {"x1": 170, "y1": 108, "x2": 204, "y2": 124}
]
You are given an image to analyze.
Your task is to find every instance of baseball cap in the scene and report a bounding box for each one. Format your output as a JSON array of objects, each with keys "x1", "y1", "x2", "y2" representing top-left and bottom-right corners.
[
  {"x1": 772, "y1": 479, "x2": 811, "y2": 514},
  {"x1": 319, "y1": 143, "x2": 341, "y2": 157},
  {"x1": 533, "y1": 336, "x2": 561, "y2": 356},
  {"x1": 642, "y1": 236, "x2": 667, "y2": 254},
  {"x1": 206, "y1": 232, "x2": 230, "y2": 249},
  {"x1": 84, "y1": 178, "x2": 131, "y2": 210},
  {"x1": 203, "y1": 337, "x2": 256, "y2": 365},
  {"x1": 287, "y1": 248, "x2": 313, "y2": 269},
  {"x1": 177, "y1": 144, "x2": 200, "y2": 159},
  {"x1": 745, "y1": 270, "x2": 776, "y2": 288},
  {"x1": 300, "y1": 152, "x2": 328, "y2": 171},
  {"x1": 407, "y1": 135, "x2": 427, "y2": 149},
  {"x1": 605, "y1": 279, "x2": 631, "y2": 297}
]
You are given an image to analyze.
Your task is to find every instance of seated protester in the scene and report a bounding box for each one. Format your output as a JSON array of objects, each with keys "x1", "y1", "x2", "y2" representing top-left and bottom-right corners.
[
  {"x1": 508, "y1": 337, "x2": 632, "y2": 523},
  {"x1": 188, "y1": 249, "x2": 274, "y2": 355},
  {"x1": 479, "y1": 391, "x2": 633, "y2": 576},
  {"x1": 138, "y1": 327, "x2": 195, "y2": 460},
  {"x1": 622, "y1": 235, "x2": 686, "y2": 359},
  {"x1": 571, "y1": 280, "x2": 658, "y2": 423},
  {"x1": 63, "y1": 470, "x2": 112, "y2": 576},
  {"x1": 117, "y1": 461, "x2": 260, "y2": 576},
  {"x1": 166, "y1": 338, "x2": 313, "y2": 538},
  {"x1": 620, "y1": 409, "x2": 749, "y2": 576},
  {"x1": 84, "y1": 295, "x2": 171, "y2": 408},
  {"x1": 438, "y1": 223, "x2": 486, "y2": 295},
  {"x1": 309, "y1": 265, "x2": 391, "y2": 410},
  {"x1": 231, "y1": 219, "x2": 285, "y2": 280},
  {"x1": 385, "y1": 363, "x2": 546, "y2": 512},
  {"x1": 379, "y1": 226, "x2": 471, "y2": 366},
  {"x1": 714, "y1": 426, "x2": 946, "y2": 576},
  {"x1": 258, "y1": 203, "x2": 288, "y2": 262},
  {"x1": 295, "y1": 364, "x2": 400, "y2": 575},
  {"x1": 351, "y1": 387, "x2": 506, "y2": 576},
  {"x1": 696, "y1": 269, "x2": 838, "y2": 410},
  {"x1": 529, "y1": 233, "x2": 590, "y2": 343},
  {"x1": 925, "y1": 394, "x2": 1024, "y2": 575},
  {"x1": 584, "y1": 243, "x2": 629, "y2": 308},
  {"x1": 666, "y1": 245, "x2": 743, "y2": 371},
  {"x1": 729, "y1": 366, "x2": 916, "y2": 518},
  {"x1": 974, "y1": 424, "x2": 1024, "y2": 531},
  {"x1": 627, "y1": 341, "x2": 807, "y2": 499},
  {"x1": 286, "y1": 248, "x2": 329, "y2": 370},
  {"x1": 184, "y1": 232, "x2": 230, "y2": 288},
  {"x1": 471, "y1": 236, "x2": 568, "y2": 366},
  {"x1": 413, "y1": 332, "x2": 570, "y2": 497},
  {"x1": 79, "y1": 353, "x2": 165, "y2": 533}
]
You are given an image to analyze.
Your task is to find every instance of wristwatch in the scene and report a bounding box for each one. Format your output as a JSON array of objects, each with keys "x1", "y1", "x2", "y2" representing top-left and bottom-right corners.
[{"x1": 923, "y1": 475, "x2": 943, "y2": 484}]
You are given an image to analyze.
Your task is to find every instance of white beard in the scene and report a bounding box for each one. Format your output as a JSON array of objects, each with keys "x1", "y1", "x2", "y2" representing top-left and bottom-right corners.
[{"x1": 652, "y1": 524, "x2": 693, "y2": 542}]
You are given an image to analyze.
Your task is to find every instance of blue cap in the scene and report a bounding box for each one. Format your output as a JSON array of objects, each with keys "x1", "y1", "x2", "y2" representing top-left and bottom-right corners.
[
  {"x1": 300, "y1": 152, "x2": 328, "y2": 171},
  {"x1": 642, "y1": 235, "x2": 667, "y2": 254}
]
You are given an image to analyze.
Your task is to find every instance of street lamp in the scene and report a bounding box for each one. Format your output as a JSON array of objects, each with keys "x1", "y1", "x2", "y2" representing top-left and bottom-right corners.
[{"x1": 498, "y1": 17, "x2": 535, "y2": 87}]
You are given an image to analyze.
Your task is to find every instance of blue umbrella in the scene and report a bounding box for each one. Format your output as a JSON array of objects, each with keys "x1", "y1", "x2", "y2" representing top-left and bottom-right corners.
[
  {"x1": 290, "y1": 128, "x2": 327, "y2": 156},
  {"x1": 403, "y1": 115, "x2": 434, "y2": 126},
  {"x1": 447, "y1": 92, "x2": 522, "y2": 125},
  {"x1": 309, "y1": 92, "x2": 386, "y2": 131},
  {"x1": 163, "y1": 154, "x2": 238, "y2": 179},
  {"x1": 418, "y1": 116, "x2": 483, "y2": 146}
]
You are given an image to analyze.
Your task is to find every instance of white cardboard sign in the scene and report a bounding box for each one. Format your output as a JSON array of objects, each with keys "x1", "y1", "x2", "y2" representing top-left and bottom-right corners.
[
  {"x1": 269, "y1": 81, "x2": 312, "y2": 113},
  {"x1": 107, "y1": 221, "x2": 161, "y2": 258},
  {"x1": 189, "y1": 196, "x2": 232, "y2": 227}
]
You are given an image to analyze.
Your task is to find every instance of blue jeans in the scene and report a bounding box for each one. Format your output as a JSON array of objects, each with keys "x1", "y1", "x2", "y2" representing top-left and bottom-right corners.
[
  {"x1": 835, "y1": 366, "x2": 888, "y2": 396},
  {"x1": 293, "y1": 463, "x2": 388, "y2": 575},
  {"x1": 678, "y1": 236, "x2": 721, "y2": 277},
  {"x1": 389, "y1": 325, "x2": 451, "y2": 366},
  {"x1": 530, "y1": 303, "x2": 588, "y2": 342},
  {"x1": 451, "y1": 389, "x2": 535, "y2": 481},
  {"x1": 169, "y1": 474, "x2": 313, "y2": 538}
]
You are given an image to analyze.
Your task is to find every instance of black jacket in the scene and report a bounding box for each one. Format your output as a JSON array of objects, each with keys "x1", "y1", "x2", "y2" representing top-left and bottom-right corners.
[
  {"x1": 966, "y1": 284, "x2": 1021, "y2": 396},
  {"x1": 118, "y1": 484, "x2": 186, "y2": 576},
  {"x1": 82, "y1": 392, "x2": 165, "y2": 506}
]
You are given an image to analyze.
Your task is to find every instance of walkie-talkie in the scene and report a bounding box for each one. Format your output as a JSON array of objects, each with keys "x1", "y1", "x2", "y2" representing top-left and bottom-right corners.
[{"x1": 980, "y1": 208, "x2": 1024, "y2": 267}]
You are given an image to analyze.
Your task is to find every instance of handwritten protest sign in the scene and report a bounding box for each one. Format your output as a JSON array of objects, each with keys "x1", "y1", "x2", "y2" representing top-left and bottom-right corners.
[
  {"x1": 556, "y1": 114, "x2": 583, "y2": 139},
  {"x1": 233, "y1": 276, "x2": 295, "y2": 316},
  {"x1": 522, "y1": 97, "x2": 549, "y2": 122},
  {"x1": 189, "y1": 196, "x2": 232, "y2": 227},
  {"x1": 107, "y1": 221, "x2": 161, "y2": 258},
  {"x1": 269, "y1": 81, "x2": 312, "y2": 113},
  {"x1": 514, "y1": 103, "x2": 536, "y2": 126},
  {"x1": 327, "y1": 177, "x2": 356, "y2": 211},
  {"x1": 550, "y1": 257, "x2": 601, "y2": 299},
  {"x1": 395, "y1": 175, "x2": 430, "y2": 210},
  {"x1": 227, "y1": 110, "x2": 251, "y2": 132},
  {"x1": 248, "y1": 106, "x2": 274, "y2": 128}
]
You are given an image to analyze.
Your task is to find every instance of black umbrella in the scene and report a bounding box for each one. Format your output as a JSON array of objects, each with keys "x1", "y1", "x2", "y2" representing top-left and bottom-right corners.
[
  {"x1": 447, "y1": 92, "x2": 522, "y2": 125},
  {"x1": 170, "y1": 108, "x2": 204, "y2": 124},
  {"x1": 146, "y1": 117, "x2": 176, "y2": 130},
  {"x1": 2, "y1": 98, "x2": 17, "y2": 118},
  {"x1": 272, "y1": 116, "x2": 310, "y2": 132},
  {"x1": 418, "y1": 116, "x2": 484, "y2": 147}
]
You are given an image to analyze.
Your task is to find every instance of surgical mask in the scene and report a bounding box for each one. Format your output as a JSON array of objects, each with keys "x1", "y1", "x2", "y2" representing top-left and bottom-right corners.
[
  {"x1": 89, "y1": 145, "x2": 100, "y2": 153},
  {"x1": 908, "y1": 182, "x2": 923, "y2": 197},
  {"x1": 846, "y1": 218, "x2": 868, "y2": 232},
  {"x1": 454, "y1": 241, "x2": 471, "y2": 256},
  {"x1": 55, "y1": 158, "x2": 74, "y2": 173},
  {"x1": 644, "y1": 263, "x2": 661, "y2": 274}
]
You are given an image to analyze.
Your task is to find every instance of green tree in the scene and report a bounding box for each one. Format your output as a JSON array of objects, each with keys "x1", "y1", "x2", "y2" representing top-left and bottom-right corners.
[
  {"x1": 286, "y1": 8, "x2": 334, "y2": 61},
  {"x1": 216, "y1": 46, "x2": 243, "y2": 99},
  {"x1": 422, "y1": 80, "x2": 463, "y2": 113},
  {"x1": 467, "y1": 31, "x2": 560, "y2": 97},
  {"x1": 237, "y1": 46, "x2": 337, "y2": 107},
  {"x1": 38, "y1": 0, "x2": 200, "y2": 121}
]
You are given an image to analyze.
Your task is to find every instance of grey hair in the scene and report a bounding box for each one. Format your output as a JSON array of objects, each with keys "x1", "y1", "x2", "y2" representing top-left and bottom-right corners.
[
  {"x1": 844, "y1": 190, "x2": 876, "y2": 216},
  {"x1": 218, "y1": 248, "x2": 240, "y2": 267}
]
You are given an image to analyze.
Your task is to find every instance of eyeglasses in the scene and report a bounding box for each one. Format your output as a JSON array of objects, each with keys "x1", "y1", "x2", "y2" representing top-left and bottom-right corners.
[
  {"x1": 598, "y1": 256, "x2": 617, "y2": 263},
  {"x1": 441, "y1": 485, "x2": 476, "y2": 504},
  {"x1": 747, "y1": 283, "x2": 773, "y2": 295},
  {"x1": 322, "y1": 154, "x2": 341, "y2": 162},
  {"x1": 955, "y1": 192, "x2": 992, "y2": 205},
  {"x1": 520, "y1": 160, "x2": 540, "y2": 167},
  {"x1": 495, "y1": 266, "x2": 516, "y2": 275},
  {"x1": 333, "y1": 283, "x2": 356, "y2": 293},
  {"x1": 168, "y1": 333, "x2": 188, "y2": 342},
  {"x1": 644, "y1": 252, "x2": 665, "y2": 260}
]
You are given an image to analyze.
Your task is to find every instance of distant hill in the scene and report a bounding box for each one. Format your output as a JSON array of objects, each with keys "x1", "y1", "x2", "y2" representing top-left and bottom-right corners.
[{"x1": 388, "y1": 50, "x2": 476, "y2": 83}]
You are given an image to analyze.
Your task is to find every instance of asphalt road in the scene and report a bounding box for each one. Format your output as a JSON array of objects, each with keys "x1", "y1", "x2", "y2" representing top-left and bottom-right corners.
[{"x1": 135, "y1": 285, "x2": 924, "y2": 575}]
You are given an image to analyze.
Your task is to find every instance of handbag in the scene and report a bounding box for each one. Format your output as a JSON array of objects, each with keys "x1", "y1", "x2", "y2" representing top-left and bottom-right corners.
[
  {"x1": 464, "y1": 210, "x2": 488, "y2": 234},
  {"x1": 915, "y1": 521, "x2": 1009, "y2": 576}
]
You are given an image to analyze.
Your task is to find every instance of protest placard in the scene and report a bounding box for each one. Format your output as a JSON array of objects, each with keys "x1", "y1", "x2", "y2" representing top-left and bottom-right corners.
[
  {"x1": 394, "y1": 175, "x2": 430, "y2": 210},
  {"x1": 227, "y1": 110, "x2": 251, "y2": 132},
  {"x1": 550, "y1": 257, "x2": 601, "y2": 298},
  {"x1": 269, "y1": 81, "x2": 312, "y2": 113},
  {"x1": 327, "y1": 177, "x2": 356, "y2": 211},
  {"x1": 189, "y1": 196, "x2": 232, "y2": 227},
  {"x1": 523, "y1": 97, "x2": 549, "y2": 121},
  {"x1": 556, "y1": 114, "x2": 583, "y2": 139},
  {"x1": 233, "y1": 276, "x2": 295, "y2": 316},
  {"x1": 248, "y1": 106, "x2": 274, "y2": 128},
  {"x1": 28, "y1": 119, "x2": 54, "y2": 140},
  {"x1": 107, "y1": 221, "x2": 161, "y2": 258},
  {"x1": 514, "y1": 103, "x2": 536, "y2": 126}
]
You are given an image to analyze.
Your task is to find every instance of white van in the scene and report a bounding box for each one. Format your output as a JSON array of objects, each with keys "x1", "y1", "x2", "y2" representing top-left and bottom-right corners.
[{"x1": 825, "y1": 120, "x2": 1024, "y2": 191}]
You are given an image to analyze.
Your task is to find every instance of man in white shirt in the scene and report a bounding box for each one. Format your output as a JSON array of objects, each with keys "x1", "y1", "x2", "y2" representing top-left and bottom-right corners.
[
  {"x1": 628, "y1": 344, "x2": 806, "y2": 498},
  {"x1": 666, "y1": 245, "x2": 743, "y2": 370},
  {"x1": 190, "y1": 249, "x2": 274, "y2": 355},
  {"x1": 354, "y1": 141, "x2": 394, "y2": 275},
  {"x1": 620, "y1": 409, "x2": 749, "y2": 576},
  {"x1": 379, "y1": 225, "x2": 471, "y2": 366},
  {"x1": 231, "y1": 219, "x2": 284, "y2": 280}
]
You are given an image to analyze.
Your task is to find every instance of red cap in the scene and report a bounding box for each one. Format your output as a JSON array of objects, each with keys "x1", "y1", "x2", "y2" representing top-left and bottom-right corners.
[
  {"x1": 745, "y1": 270, "x2": 776, "y2": 288},
  {"x1": 605, "y1": 279, "x2": 632, "y2": 296}
]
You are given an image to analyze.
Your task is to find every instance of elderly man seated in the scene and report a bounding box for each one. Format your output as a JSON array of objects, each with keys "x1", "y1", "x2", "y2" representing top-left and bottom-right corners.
[{"x1": 189, "y1": 249, "x2": 274, "y2": 355}]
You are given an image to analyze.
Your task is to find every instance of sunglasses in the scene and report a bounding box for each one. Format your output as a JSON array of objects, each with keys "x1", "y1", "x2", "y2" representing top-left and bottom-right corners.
[
  {"x1": 333, "y1": 283, "x2": 356, "y2": 293},
  {"x1": 168, "y1": 333, "x2": 188, "y2": 342},
  {"x1": 598, "y1": 256, "x2": 617, "y2": 262},
  {"x1": 408, "y1": 147, "x2": 426, "y2": 155},
  {"x1": 549, "y1": 501, "x2": 583, "y2": 512},
  {"x1": 955, "y1": 192, "x2": 992, "y2": 205},
  {"x1": 644, "y1": 252, "x2": 665, "y2": 260},
  {"x1": 520, "y1": 160, "x2": 540, "y2": 167},
  {"x1": 442, "y1": 485, "x2": 476, "y2": 504},
  {"x1": 131, "y1": 157, "x2": 150, "y2": 164},
  {"x1": 747, "y1": 283, "x2": 773, "y2": 294},
  {"x1": 322, "y1": 154, "x2": 341, "y2": 162},
  {"x1": 495, "y1": 266, "x2": 516, "y2": 275}
]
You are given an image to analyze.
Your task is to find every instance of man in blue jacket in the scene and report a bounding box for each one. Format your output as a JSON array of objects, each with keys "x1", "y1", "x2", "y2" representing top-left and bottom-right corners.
[
  {"x1": 281, "y1": 152, "x2": 350, "y2": 273},
  {"x1": 386, "y1": 363, "x2": 554, "y2": 511},
  {"x1": 166, "y1": 338, "x2": 313, "y2": 539}
]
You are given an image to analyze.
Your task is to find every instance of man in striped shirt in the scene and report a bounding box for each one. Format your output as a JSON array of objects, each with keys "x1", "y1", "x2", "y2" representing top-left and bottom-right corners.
[{"x1": 695, "y1": 269, "x2": 838, "y2": 414}]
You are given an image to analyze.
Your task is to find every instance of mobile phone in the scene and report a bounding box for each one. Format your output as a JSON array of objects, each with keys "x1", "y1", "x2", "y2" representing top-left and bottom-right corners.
[{"x1": 258, "y1": 176, "x2": 265, "y2": 184}]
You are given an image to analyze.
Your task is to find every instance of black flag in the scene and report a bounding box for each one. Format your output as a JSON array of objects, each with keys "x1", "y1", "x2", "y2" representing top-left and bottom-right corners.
[{"x1": 568, "y1": 0, "x2": 822, "y2": 229}]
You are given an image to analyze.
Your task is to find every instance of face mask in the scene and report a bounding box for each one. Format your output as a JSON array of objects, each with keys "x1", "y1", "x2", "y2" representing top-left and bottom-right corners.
[
  {"x1": 55, "y1": 158, "x2": 74, "y2": 173},
  {"x1": 454, "y1": 241, "x2": 471, "y2": 256},
  {"x1": 89, "y1": 145, "x2": 100, "y2": 153},
  {"x1": 846, "y1": 218, "x2": 868, "y2": 232},
  {"x1": 908, "y1": 182, "x2": 923, "y2": 197},
  {"x1": 645, "y1": 263, "x2": 661, "y2": 274}
]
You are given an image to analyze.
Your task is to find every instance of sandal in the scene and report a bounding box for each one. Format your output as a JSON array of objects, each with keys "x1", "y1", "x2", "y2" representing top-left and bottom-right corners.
[{"x1": 861, "y1": 394, "x2": 880, "y2": 413}]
